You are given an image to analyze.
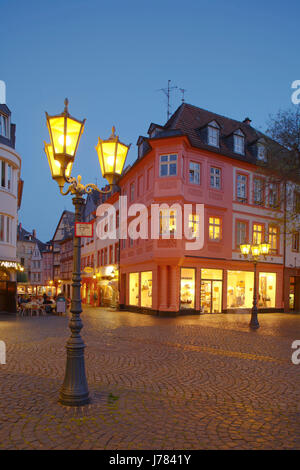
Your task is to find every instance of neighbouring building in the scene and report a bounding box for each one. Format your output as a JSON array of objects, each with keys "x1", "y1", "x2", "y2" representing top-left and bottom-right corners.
[
  {"x1": 0, "y1": 100, "x2": 23, "y2": 312},
  {"x1": 17, "y1": 226, "x2": 46, "y2": 295},
  {"x1": 51, "y1": 210, "x2": 75, "y2": 296},
  {"x1": 81, "y1": 187, "x2": 119, "y2": 308}
]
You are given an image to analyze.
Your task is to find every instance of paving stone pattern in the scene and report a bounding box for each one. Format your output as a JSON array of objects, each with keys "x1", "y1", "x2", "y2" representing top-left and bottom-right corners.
[{"x1": 0, "y1": 309, "x2": 299, "y2": 449}]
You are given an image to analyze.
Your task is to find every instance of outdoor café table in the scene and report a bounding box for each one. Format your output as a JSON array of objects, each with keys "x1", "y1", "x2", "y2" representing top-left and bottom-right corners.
[{"x1": 22, "y1": 302, "x2": 40, "y2": 316}]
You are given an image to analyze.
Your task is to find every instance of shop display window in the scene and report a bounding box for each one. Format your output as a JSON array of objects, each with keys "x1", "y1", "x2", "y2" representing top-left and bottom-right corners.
[
  {"x1": 141, "y1": 271, "x2": 152, "y2": 308},
  {"x1": 180, "y1": 268, "x2": 195, "y2": 309},
  {"x1": 129, "y1": 273, "x2": 139, "y2": 306},
  {"x1": 227, "y1": 271, "x2": 254, "y2": 308},
  {"x1": 259, "y1": 272, "x2": 276, "y2": 308}
]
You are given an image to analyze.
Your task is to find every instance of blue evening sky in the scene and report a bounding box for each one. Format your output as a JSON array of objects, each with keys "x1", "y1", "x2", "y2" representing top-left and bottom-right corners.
[{"x1": 1, "y1": 0, "x2": 299, "y2": 242}]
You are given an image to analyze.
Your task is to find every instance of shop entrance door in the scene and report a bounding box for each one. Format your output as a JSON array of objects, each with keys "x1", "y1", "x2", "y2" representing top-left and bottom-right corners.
[{"x1": 201, "y1": 280, "x2": 222, "y2": 313}]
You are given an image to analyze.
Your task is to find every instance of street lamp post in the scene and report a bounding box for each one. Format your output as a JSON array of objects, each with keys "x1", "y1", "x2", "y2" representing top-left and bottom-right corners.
[
  {"x1": 240, "y1": 242, "x2": 270, "y2": 330},
  {"x1": 44, "y1": 99, "x2": 130, "y2": 406}
]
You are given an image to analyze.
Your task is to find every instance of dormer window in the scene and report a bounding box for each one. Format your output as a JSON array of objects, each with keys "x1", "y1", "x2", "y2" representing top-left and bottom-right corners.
[
  {"x1": 234, "y1": 129, "x2": 244, "y2": 155},
  {"x1": 207, "y1": 121, "x2": 220, "y2": 147},
  {"x1": 0, "y1": 114, "x2": 8, "y2": 137},
  {"x1": 257, "y1": 143, "x2": 266, "y2": 161}
]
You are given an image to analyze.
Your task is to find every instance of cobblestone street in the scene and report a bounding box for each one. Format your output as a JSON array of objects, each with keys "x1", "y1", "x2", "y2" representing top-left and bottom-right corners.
[{"x1": 0, "y1": 308, "x2": 299, "y2": 450}]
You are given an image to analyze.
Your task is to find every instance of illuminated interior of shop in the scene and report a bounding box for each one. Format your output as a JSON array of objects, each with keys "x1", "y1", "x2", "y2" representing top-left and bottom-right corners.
[
  {"x1": 180, "y1": 268, "x2": 195, "y2": 309},
  {"x1": 200, "y1": 269, "x2": 222, "y2": 313},
  {"x1": 259, "y1": 272, "x2": 276, "y2": 308},
  {"x1": 129, "y1": 272, "x2": 139, "y2": 306},
  {"x1": 141, "y1": 271, "x2": 152, "y2": 308},
  {"x1": 227, "y1": 271, "x2": 254, "y2": 308}
]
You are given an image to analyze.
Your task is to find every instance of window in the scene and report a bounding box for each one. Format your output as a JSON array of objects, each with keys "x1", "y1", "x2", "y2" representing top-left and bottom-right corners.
[
  {"x1": 208, "y1": 122, "x2": 219, "y2": 147},
  {"x1": 257, "y1": 144, "x2": 266, "y2": 161},
  {"x1": 236, "y1": 221, "x2": 247, "y2": 247},
  {"x1": 159, "y1": 154, "x2": 177, "y2": 177},
  {"x1": 130, "y1": 182, "x2": 135, "y2": 202},
  {"x1": 292, "y1": 232, "x2": 300, "y2": 252},
  {"x1": 129, "y1": 273, "x2": 139, "y2": 306},
  {"x1": 147, "y1": 166, "x2": 153, "y2": 189},
  {"x1": 294, "y1": 192, "x2": 300, "y2": 213},
  {"x1": 237, "y1": 174, "x2": 247, "y2": 201},
  {"x1": 160, "y1": 210, "x2": 176, "y2": 235},
  {"x1": 227, "y1": 271, "x2": 254, "y2": 308},
  {"x1": 234, "y1": 130, "x2": 245, "y2": 154},
  {"x1": 259, "y1": 273, "x2": 276, "y2": 308},
  {"x1": 189, "y1": 162, "x2": 200, "y2": 184},
  {"x1": 189, "y1": 214, "x2": 200, "y2": 237},
  {"x1": 209, "y1": 217, "x2": 221, "y2": 241},
  {"x1": 253, "y1": 224, "x2": 263, "y2": 245},
  {"x1": 141, "y1": 271, "x2": 152, "y2": 308},
  {"x1": 0, "y1": 114, "x2": 8, "y2": 137},
  {"x1": 210, "y1": 167, "x2": 221, "y2": 189},
  {"x1": 115, "y1": 243, "x2": 119, "y2": 262},
  {"x1": 180, "y1": 268, "x2": 195, "y2": 309},
  {"x1": 268, "y1": 226, "x2": 278, "y2": 253},
  {"x1": 1, "y1": 161, "x2": 5, "y2": 187},
  {"x1": 269, "y1": 183, "x2": 279, "y2": 207},
  {"x1": 254, "y1": 178, "x2": 264, "y2": 205},
  {"x1": 0, "y1": 214, "x2": 11, "y2": 243}
]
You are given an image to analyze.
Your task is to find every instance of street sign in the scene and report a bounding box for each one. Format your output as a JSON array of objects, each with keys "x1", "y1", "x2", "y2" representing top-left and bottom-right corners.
[{"x1": 75, "y1": 222, "x2": 93, "y2": 238}]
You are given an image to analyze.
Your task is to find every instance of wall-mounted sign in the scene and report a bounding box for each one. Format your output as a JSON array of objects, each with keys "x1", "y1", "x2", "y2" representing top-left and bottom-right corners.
[
  {"x1": 0, "y1": 261, "x2": 24, "y2": 271},
  {"x1": 83, "y1": 267, "x2": 94, "y2": 274},
  {"x1": 75, "y1": 222, "x2": 93, "y2": 238}
]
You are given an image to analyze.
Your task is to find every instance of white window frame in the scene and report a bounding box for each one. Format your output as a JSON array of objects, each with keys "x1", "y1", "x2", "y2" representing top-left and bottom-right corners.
[
  {"x1": 210, "y1": 166, "x2": 221, "y2": 189},
  {"x1": 159, "y1": 154, "x2": 178, "y2": 177},
  {"x1": 189, "y1": 161, "x2": 200, "y2": 185},
  {"x1": 234, "y1": 130, "x2": 245, "y2": 155},
  {"x1": 208, "y1": 122, "x2": 219, "y2": 147}
]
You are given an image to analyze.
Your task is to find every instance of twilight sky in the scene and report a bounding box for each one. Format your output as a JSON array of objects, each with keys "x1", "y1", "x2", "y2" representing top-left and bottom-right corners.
[{"x1": 1, "y1": 0, "x2": 299, "y2": 242}]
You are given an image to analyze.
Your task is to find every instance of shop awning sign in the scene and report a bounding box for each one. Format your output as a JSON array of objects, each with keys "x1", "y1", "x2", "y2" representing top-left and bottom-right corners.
[{"x1": 75, "y1": 222, "x2": 93, "y2": 238}]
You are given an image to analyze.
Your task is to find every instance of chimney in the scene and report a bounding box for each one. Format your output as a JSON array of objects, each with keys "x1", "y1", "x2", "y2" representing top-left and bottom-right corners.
[
  {"x1": 243, "y1": 117, "x2": 252, "y2": 125},
  {"x1": 32, "y1": 229, "x2": 36, "y2": 239}
]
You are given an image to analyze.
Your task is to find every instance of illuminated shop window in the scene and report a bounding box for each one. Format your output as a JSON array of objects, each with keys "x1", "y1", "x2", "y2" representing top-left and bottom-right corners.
[
  {"x1": 129, "y1": 272, "x2": 139, "y2": 306},
  {"x1": 227, "y1": 271, "x2": 254, "y2": 309},
  {"x1": 180, "y1": 268, "x2": 195, "y2": 309},
  {"x1": 200, "y1": 269, "x2": 222, "y2": 314},
  {"x1": 259, "y1": 272, "x2": 276, "y2": 308},
  {"x1": 141, "y1": 271, "x2": 152, "y2": 308},
  {"x1": 209, "y1": 217, "x2": 221, "y2": 241}
]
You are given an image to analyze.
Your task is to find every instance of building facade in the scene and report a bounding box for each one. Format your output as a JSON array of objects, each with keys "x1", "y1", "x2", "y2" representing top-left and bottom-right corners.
[
  {"x1": 116, "y1": 104, "x2": 297, "y2": 315},
  {"x1": 0, "y1": 102, "x2": 23, "y2": 312}
]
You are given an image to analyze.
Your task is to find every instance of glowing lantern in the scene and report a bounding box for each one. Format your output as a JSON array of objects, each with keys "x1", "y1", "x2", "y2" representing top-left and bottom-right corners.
[{"x1": 95, "y1": 126, "x2": 130, "y2": 185}]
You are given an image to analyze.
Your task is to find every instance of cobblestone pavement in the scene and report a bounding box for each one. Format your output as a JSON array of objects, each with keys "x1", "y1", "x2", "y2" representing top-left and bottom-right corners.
[{"x1": 0, "y1": 308, "x2": 299, "y2": 450}]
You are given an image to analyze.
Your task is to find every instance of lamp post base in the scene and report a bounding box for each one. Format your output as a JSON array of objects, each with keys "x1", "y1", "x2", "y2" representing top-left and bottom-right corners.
[
  {"x1": 249, "y1": 310, "x2": 260, "y2": 330},
  {"x1": 59, "y1": 337, "x2": 90, "y2": 407}
]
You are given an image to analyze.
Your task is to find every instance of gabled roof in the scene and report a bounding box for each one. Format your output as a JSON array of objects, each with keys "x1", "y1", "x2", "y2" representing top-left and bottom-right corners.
[
  {"x1": 52, "y1": 210, "x2": 75, "y2": 242},
  {"x1": 17, "y1": 226, "x2": 46, "y2": 252}
]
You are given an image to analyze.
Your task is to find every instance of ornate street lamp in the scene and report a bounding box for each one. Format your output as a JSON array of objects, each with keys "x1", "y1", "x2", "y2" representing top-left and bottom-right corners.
[
  {"x1": 45, "y1": 99, "x2": 130, "y2": 406},
  {"x1": 240, "y1": 241, "x2": 270, "y2": 329}
]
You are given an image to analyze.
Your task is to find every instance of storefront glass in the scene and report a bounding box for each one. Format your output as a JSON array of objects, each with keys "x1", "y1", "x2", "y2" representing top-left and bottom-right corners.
[
  {"x1": 200, "y1": 269, "x2": 222, "y2": 313},
  {"x1": 141, "y1": 271, "x2": 152, "y2": 308},
  {"x1": 259, "y1": 272, "x2": 276, "y2": 308},
  {"x1": 129, "y1": 273, "x2": 139, "y2": 306},
  {"x1": 227, "y1": 271, "x2": 254, "y2": 308},
  {"x1": 180, "y1": 268, "x2": 195, "y2": 309}
]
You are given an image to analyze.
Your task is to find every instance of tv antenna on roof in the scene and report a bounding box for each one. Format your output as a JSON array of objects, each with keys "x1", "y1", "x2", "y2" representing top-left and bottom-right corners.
[
  {"x1": 179, "y1": 88, "x2": 187, "y2": 103},
  {"x1": 157, "y1": 80, "x2": 177, "y2": 120}
]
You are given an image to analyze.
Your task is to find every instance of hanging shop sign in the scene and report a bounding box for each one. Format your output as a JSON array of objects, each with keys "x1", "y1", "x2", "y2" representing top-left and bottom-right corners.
[
  {"x1": 75, "y1": 222, "x2": 93, "y2": 238},
  {"x1": 83, "y1": 266, "x2": 94, "y2": 274}
]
